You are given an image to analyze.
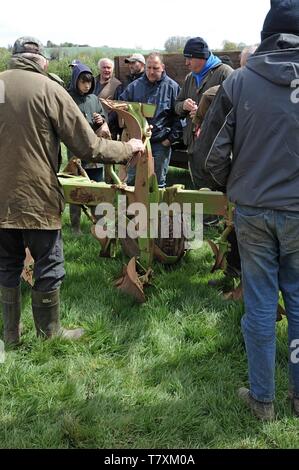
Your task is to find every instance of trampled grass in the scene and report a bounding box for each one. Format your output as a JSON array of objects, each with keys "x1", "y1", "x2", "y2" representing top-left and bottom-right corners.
[{"x1": 0, "y1": 172, "x2": 298, "y2": 449}]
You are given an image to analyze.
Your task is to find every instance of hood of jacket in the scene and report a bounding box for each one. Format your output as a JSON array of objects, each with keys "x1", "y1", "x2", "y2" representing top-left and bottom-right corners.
[
  {"x1": 68, "y1": 62, "x2": 95, "y2": 94},
  {"x1": 8, "y1": 56, "x2": 49, "y2": 76},
  {"x1": 246, "y1": 33, "x2": 299, "y2": 86},
  {"x1": 8, "y1": 56, "x2": 64, "y2": 86}
]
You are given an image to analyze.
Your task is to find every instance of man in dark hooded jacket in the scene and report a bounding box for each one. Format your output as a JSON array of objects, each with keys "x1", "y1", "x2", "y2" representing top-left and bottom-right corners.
[{"x1": 193, "y1": 0, "x2": 299, "y2": 421}]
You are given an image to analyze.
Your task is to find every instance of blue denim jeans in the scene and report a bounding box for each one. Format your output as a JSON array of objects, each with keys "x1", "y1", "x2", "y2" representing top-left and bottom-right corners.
[
  {"x1": 234, "y1": 205, "x2": 299, "y2": 402},
  {"x1": 127, "y1": 142, "x2": 172, "y2": 188}
]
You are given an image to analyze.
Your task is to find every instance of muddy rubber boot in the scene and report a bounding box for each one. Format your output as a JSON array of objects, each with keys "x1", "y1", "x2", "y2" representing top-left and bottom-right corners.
[
  {"x1": 0, "y1": 285, "x2": 21, "y2": 345},
  {"x1": 70, "y1": 204, "x2": 82, "y2": 235},
  {"x1": 32, "y1": 289, "x2": 84, "y2": 340}
]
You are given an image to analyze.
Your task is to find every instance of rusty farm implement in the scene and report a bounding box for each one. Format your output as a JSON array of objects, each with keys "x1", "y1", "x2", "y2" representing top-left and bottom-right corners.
[{"x1": 56, "y1": 100, "x2": 235, "y2": 303}]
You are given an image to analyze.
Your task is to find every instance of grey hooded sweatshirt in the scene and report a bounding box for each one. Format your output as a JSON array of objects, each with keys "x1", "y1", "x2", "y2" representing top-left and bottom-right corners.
[{"x1": 193, "y1": 34, "x2": 299, "y2": 211}]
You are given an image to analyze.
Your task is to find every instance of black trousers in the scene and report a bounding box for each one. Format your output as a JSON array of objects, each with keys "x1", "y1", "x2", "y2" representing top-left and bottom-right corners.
[{"x1": 0, "y1": 229, "x2": 65, "y2": 291}]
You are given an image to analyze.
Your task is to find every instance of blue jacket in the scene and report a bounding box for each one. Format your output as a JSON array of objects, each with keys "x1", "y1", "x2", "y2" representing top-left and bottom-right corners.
[
  {"x1": 120, "y1": 71, "x2": 182, "y2": 144},
  {"x1": 193, "y1": 34, "x2": 299, "y2": 211}
]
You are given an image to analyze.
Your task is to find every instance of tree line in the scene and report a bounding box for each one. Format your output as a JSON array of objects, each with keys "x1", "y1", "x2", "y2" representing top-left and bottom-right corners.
[
  {"x1": 164, "y1": 36, "x2": 246, "y2": 53},
  {"x1": 46, "y1": 40, "x2": 90, "y2": 48}
]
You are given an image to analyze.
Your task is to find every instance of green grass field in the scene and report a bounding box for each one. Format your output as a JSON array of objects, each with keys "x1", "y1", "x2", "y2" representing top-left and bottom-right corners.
[{"x1": 0, "y1": 168, "x2": 298, "y2": 449}]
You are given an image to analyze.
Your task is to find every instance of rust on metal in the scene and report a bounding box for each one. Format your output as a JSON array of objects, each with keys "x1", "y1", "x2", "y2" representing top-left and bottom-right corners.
[
  {"x1": 115, "y1": 257, "x2": 146, "y2": 303},
  {"x1": 21, "y1": 247, "x2": 34, "y2": 286},
  {"x1": 62, "y1": 157, "x2": 89, "y2": 178},
  {"x1": 70, "y1": 188, "x2": 97, "y2": 204}
]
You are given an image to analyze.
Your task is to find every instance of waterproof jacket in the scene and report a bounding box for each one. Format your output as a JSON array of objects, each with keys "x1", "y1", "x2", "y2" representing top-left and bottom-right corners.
[
  {"x1": 175, "y1": 63, "x2": 233, "y2": 153},
  {"x1": 120, "y1": 71, "x2": 182, "y2": 144},
  {"x1": 0, "y1": 57, "x2": 135, "y2": 230},
  {"x1": 193, "y1": 34, "x2": 299, "y2": 211}
]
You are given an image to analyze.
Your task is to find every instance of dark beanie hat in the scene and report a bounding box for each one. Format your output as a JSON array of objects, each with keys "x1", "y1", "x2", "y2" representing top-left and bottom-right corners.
[
  {"x1": 183, "y1": 37, "x2": 210, "y2": 59},
  {"x1": 261, "y1": 0, "x2": 299, "y2": 41}
]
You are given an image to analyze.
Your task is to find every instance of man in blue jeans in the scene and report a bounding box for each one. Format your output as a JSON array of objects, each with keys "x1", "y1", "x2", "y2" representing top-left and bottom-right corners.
[
  {"x1": 120, "y1": 52, "x2": 182, "y2": 188},
  {"x1": 192, "y1": 0, "x2": 299, "y2": 420}
]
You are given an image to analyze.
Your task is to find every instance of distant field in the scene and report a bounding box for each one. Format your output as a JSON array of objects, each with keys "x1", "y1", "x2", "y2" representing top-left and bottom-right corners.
[{"x1": 45, "y1": 46, "x2": 154, "y2": 58}]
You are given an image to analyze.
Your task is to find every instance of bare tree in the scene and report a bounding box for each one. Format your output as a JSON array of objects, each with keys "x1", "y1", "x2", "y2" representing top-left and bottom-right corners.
[
  {"x1": 164, "y1": 36, "x2": 191, "y2": 53},
  {"x1": 222, "y1": 40, "x2": 247, "y2": 51}
]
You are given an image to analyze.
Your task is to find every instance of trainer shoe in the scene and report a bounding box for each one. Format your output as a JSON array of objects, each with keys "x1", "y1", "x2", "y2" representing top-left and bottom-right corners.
[{"x1": 238, "y1": 387, "x2": 275, "y2": 421}]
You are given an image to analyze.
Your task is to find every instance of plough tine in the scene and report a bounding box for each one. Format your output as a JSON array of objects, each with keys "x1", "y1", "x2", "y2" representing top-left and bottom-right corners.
[
  {"x1": 21, "y1": 248, "x2": 34, "y2": 286},
  {"x1": 276, "y1": 303, "x2": 287, "y2": 322},
  {"x1": 222, "y1": 282, "x2": 287, "y2": 322},
  {"x1": 115, "y1": 257, "x2": 146, "y2": 303},
  {"x1": 223, "y1": 284, "x2": 243, "y2": 301},
  {"x1": 90, "y1": 225, "x2": 116, "y2": 258},
  {"x1": 207, "y1": 239, "x2": 226, "y2": 272}
]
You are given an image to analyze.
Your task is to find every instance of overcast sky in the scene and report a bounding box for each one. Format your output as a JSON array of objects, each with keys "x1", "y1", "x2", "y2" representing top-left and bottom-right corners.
[{"x1": 0, "y1": 0, "x2": 270, "y2": 50}]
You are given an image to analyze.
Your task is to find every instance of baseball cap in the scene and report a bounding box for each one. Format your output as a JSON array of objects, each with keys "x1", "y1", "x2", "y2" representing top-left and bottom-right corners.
[
  {"x1": 12, "y1": 36, "x2": 50, "y2": 59},
  {"x1": 124, "y1": 53, "x2": 146, "y2": 65}
]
